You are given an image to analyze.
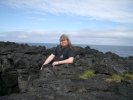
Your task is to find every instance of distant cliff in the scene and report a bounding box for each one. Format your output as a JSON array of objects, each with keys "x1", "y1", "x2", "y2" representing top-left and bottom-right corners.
[{"x1": 0, "y1": 41, "x2": 132, "y2": 100}]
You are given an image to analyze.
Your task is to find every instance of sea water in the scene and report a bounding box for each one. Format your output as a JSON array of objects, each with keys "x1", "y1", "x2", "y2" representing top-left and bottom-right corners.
[{"x1": 28, "y1": 43, "x2": 133, "y2": 57}]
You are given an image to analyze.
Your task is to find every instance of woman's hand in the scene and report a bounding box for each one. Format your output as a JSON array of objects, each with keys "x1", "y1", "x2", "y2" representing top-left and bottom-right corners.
[
  {"x1": 40, "y1": 64, "x2": 46, "y2": 70},
  {"x1": 52, "y1": 61, "x2": 59, "y2": 66},
  {"x1": 40, "y1": 65, "x2": 44, "y2": 70},
  {"x1": 40, "y1": 64, "x2": 48, "y2": 70}
]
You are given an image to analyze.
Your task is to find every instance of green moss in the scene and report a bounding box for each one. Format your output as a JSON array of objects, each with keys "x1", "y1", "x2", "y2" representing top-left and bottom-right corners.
[
  {"x1": 106, "y1": 74, "x2": 123, "y2": 83},
  {"x1": 79, "y1": 69, "x2": 95, "y2": 79},
  {"x1": 106, "y1": 72, "x2": 133, "y2": 83},
  {"x1": 124, "y1": 72, "x2": 133, "y2": 80}
]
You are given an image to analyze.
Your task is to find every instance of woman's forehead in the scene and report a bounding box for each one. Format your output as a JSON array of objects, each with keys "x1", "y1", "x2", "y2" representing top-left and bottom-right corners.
[{"x1": 60, "y1": 37, "x2": 68, "y2": 40}]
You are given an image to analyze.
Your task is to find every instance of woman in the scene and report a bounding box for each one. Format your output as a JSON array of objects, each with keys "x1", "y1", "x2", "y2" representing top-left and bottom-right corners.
[{"x1": 40, "y1": 34, "x2": 75, "y2": 70}]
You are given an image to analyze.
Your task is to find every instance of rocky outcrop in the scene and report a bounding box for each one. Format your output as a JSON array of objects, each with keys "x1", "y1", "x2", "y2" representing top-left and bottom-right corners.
[{"x1": 0, "y1": 41, "x2": 132, "y2": 100}]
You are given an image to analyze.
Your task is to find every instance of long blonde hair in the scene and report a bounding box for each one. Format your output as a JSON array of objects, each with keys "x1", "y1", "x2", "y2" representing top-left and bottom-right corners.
[{"x1": 59, "y1": 34, "x2": 73, "y2": 50}]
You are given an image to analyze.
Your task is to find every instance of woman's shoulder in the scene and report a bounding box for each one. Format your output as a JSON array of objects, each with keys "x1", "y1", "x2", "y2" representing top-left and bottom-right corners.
[
  {"x1": 69, "y1": 45, "x2": 75, "y2": 50},
  {"x1": 67, "y1": 46, "x2": 75, "y2": 52},
  {"x1": 55, "y1": 45, "x2": 60, "y2": 48}
]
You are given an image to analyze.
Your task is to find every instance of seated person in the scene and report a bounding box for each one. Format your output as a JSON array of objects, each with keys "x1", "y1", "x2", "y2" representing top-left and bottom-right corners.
[{"x1": 40, "y1": 34, "x2": 75, "y2": 70}]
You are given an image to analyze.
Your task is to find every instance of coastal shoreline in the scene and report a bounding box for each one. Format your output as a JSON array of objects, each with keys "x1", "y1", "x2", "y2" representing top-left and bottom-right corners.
[{"x1": 0, "y1": 41, "x2": 132, "y2": 100}]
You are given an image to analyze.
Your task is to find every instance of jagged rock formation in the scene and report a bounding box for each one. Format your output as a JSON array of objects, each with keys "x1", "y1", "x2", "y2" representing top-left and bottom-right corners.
[{"x1": 0, "y1": 41, "x2": 132, "y2": 100}]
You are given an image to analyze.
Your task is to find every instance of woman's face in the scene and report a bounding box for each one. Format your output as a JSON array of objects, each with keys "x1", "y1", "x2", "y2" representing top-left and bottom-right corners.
[{"x1": 60, "y1": 38, "x2": 69, "y2": 48}]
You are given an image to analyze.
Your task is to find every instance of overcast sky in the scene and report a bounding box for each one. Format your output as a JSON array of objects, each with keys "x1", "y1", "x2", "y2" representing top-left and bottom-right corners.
[{"x1": 0, "y1": 0, "x2": 133, "y2": 46}]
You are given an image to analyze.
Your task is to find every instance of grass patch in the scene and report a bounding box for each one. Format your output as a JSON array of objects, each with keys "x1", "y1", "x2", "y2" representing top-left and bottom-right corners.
[
  {"x1": 106, "y1": 72, "x2": 133, "y2": 83},
  {"x1": 79, "y1": 69, "x2": 95, "y2": 79},
  {"x1": 106, "y1": 74, "x2": 123, "y2": 83},
  {"x1": 124, "y1": 72, "x2": 133, "y2": 80}
]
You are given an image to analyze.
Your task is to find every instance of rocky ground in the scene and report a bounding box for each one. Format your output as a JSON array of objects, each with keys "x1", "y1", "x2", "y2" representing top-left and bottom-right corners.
[{"x1": 0, "y1": 41, "x2": 133, "y2": 100}]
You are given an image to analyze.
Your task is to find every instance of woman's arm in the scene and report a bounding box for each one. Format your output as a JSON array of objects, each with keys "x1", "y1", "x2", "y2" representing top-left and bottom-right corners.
[
  {"x1": 52, "y1": 57, "x2": 74, "y2": 66},
  {"x1": 40, "y1": 54, "x2": 55, "y2": 70}
]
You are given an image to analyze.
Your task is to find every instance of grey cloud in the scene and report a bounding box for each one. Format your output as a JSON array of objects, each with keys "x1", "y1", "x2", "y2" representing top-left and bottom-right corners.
[
  {"x1": 69, "y1": 29, "x2": 133, "y2": 39},
  {"x1": 0, "y1": 31, "x2": 61, "y2": 43},
  {"x1": 0, "y1": 29, "x2": 133, "y2": 46}
]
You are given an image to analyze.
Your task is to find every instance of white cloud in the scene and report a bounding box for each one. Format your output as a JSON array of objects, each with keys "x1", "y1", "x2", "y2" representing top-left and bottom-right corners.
[
  {"x1": 17, "y1": 34, "x2": 28, "y2": 39},
  {"x1": 0, "y1": 28, "x2": 133, "y2": 46},
  {"x1": 2, "y1": 0, "x2": 133, "y2": 23},
  {"x1": 69, "y1": 28, "x2": 133, "y2": 39},
  {"x1": 0, "y1": 0, "x2": 133, "y2": 45},
  {"x1": 26, "y1": 16, "x2": 47, "y2": 22}
]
